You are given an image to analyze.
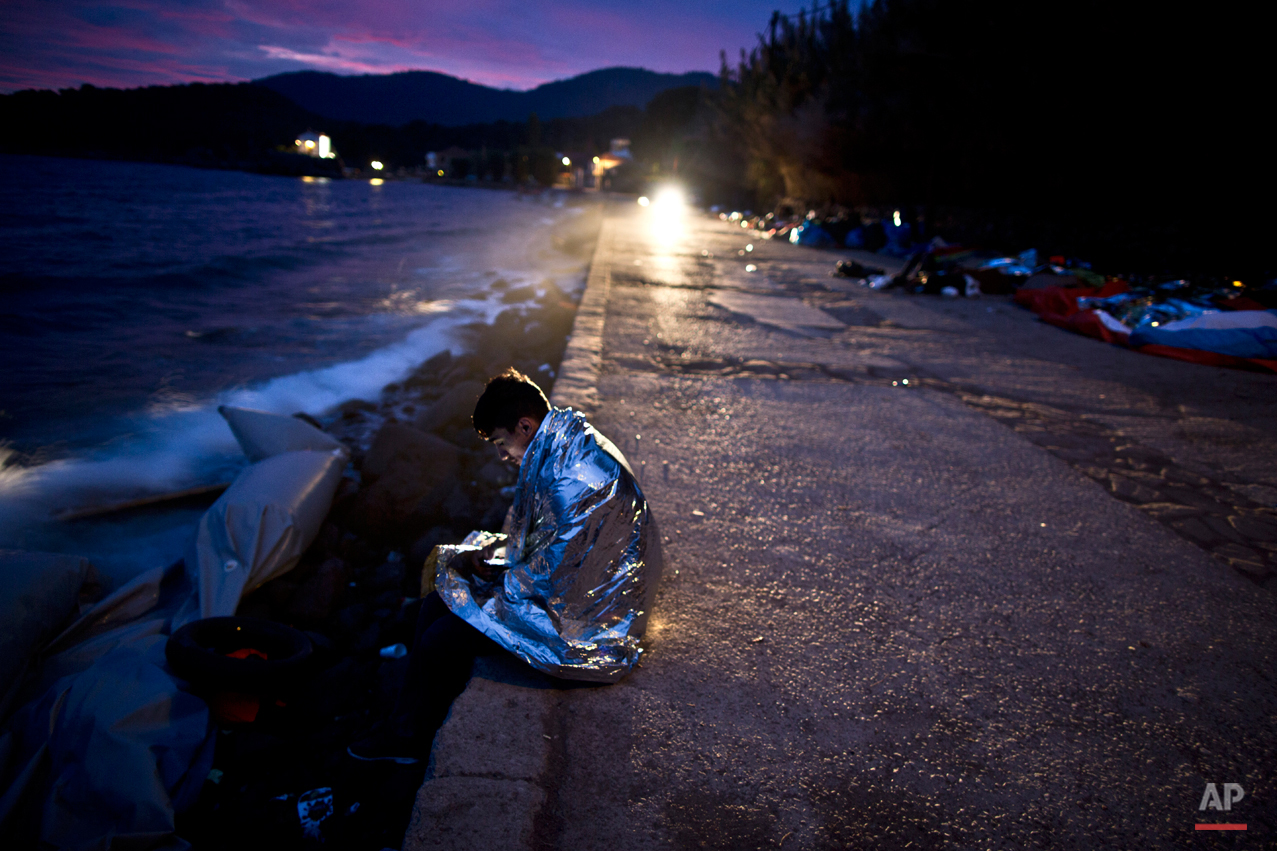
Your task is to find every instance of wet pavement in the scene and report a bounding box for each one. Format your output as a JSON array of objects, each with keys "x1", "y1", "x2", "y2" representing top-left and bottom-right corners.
[{"x1": 405, "y1": 201, "x2": 1277, "y2": 850}]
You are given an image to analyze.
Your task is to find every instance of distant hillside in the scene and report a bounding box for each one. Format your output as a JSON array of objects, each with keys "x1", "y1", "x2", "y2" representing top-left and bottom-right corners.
[
  {"x1": 254, "y1": 66, "x2": 717, "y2": 127},
  {"x1": 0, "y1": 81, "x2": 342, "y2": 176}
]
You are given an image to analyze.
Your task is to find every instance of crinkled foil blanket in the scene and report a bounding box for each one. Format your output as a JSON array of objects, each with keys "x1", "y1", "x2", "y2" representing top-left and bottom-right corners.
[{"x1": 436, "y1": 407, "x2": 662, "y2": 682}]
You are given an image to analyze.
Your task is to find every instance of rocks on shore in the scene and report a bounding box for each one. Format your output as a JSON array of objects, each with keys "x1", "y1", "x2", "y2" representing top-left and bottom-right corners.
[
  {"x1": 348, "y1": 424, "x2": 460, "y2": 540},
  {"x1": 415, "y1": 381, "x2": 484, "y2": 434}
]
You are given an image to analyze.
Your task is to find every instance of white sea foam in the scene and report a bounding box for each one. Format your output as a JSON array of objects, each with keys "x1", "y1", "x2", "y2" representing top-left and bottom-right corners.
[
  {"x1": 0, "y1": 297, "x2": 514, "y2": 583},
  {"x1": 222, "y1": 301, "x2": 474, "y2": 414},
  {"x1": 0, "y1": 166, "x2": 593, "y2": 585}
]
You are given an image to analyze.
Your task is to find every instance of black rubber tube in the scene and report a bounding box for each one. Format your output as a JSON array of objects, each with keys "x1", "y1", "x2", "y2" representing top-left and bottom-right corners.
[{"x1": 166, "y1": 617, "x2": 313, "y2": 692}]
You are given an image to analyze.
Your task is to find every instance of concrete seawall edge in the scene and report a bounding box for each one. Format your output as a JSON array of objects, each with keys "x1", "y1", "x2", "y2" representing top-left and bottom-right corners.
[{"x1": 399, "y1": 206, "x2": 616, "y2": 851}]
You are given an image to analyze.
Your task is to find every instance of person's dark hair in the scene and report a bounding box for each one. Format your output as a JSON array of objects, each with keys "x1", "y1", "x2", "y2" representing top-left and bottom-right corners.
[{"x1": 472, "y1": 367, "x2": 550, "y2": 436}]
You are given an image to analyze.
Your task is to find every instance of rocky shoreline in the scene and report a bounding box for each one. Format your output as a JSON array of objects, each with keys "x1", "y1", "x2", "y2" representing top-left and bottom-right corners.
[{"x1": 174, "y1": 208, "x2": 598, "y2": 849}]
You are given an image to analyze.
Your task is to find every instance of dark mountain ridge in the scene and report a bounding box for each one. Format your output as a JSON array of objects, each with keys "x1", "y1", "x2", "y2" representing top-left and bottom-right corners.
[{"x1": 254, "y1": 66, "x2": 716, "y2": 127}]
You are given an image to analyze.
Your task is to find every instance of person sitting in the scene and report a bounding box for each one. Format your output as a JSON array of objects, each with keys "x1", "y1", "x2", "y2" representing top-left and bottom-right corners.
[{"x1": 348, "y1": 368, "x2": 662, "y2": 762}]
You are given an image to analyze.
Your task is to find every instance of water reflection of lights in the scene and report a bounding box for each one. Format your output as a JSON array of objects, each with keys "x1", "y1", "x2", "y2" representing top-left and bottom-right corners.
[
  {"x1": 376, "y1": 293, "x2": 456, "y2": 315},
  {"x1": 649, "y1": 280, "x2": 692, "y2": 314},
  {"x1": 369, "y1": 178, "x2": 385, "y2": 186}
]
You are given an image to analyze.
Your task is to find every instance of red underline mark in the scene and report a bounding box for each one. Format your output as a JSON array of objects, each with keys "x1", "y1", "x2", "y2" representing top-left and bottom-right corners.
[{"x1": 1195, "y1": 824, "x2": 1247, "y2": 831}]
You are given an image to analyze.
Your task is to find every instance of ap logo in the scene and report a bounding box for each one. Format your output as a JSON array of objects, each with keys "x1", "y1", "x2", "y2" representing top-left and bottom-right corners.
[{"x1": 1200, "y1": 783, "x2": 1245, "y2": 811}]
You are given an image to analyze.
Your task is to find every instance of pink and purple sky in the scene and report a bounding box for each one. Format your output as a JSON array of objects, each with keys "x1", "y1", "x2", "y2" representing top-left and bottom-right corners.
[{"x1": 0, "y1": 0, "x2": 806, "y2": 94}]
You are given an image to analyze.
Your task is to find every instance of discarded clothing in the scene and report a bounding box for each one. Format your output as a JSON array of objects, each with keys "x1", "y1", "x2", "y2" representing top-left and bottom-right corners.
[
  {"x1": 1015, "y1": 284, "x2": 1277, "y2": 372},
  {"x1": 833, "y1": 259, "x2": 884, "y2": 279},
  {"x1": 1015, "y1": 281, "x2": 1132, "y2": 322},
  {"x1": 1130, "y1": 309, "x2": 1277, "y2": 359},
  {"x1": 789, "y1": 223, "x2": 835, "y2": 247}
]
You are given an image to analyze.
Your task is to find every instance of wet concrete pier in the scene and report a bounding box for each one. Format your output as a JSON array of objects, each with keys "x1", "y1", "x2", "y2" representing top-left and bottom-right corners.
[{"x1": 404, "y1": 199, "x2": 1277, "y2": 849}]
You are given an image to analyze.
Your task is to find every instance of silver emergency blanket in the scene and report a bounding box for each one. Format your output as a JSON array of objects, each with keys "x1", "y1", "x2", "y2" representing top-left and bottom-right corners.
[{"x1": 436, "y1": 407, "x2": 661, "y2": 682}]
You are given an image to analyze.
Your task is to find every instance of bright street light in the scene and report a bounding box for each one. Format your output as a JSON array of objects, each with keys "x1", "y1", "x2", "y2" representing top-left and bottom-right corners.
[{"x1": 652, "y1": 185, "x2": 685, "y2": 210}]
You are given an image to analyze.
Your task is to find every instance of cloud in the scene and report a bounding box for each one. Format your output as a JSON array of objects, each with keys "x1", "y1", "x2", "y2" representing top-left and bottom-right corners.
[
  {"x1": 1, "y1": 0, "x2": 783, "y2": 93},
  {"x1": 256, "y1": 45, "x2": 390, "y2": 75}
]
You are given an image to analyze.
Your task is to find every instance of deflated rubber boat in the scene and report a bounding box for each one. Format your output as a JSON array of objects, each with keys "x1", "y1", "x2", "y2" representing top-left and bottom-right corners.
[{"x1": 0, "y1": 407, "x2": 346, "y2": 849}]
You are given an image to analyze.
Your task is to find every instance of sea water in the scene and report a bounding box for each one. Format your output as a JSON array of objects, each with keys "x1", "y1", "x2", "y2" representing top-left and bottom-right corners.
[{"x1": 0, "y1": 154, "x2": 591, "y2": 584}]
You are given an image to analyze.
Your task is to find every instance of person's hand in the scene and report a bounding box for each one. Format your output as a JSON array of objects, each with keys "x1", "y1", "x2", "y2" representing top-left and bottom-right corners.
[{"x1": 458, "y1": 543, "x2": 502, "y2": 582}]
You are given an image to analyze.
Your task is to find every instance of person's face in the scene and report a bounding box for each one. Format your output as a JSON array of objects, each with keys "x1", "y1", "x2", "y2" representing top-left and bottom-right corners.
[{"x1": 486, "y1": 416, "x2": 539, "y2": 465}]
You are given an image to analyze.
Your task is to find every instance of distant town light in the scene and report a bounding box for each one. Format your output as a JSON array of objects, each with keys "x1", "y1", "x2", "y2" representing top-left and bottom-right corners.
[
  {"x1": 437, "y1": 169, "x2": 445, "y2": 177},
  {"x1": 562, "y1": 157, "x2": 571, "y2": 166},
  {"x1": 637, "y1": 196, "x2": 650, "y2": 207},
  {"x1": 893, "y1": 210, "x2": 902, "y2": 227},
  {"x1": 370, "y1": 178, "x2": 384, "y2": 186},
  {"x1": 296, "y1": 131, "x2": 334, "y2": 159},
  {"x1": 371, "y1": 161, "x2": 384, "y2": 171},
  {"x1": 592, "y1": 156, "x2": 600, "y2": 164}
]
